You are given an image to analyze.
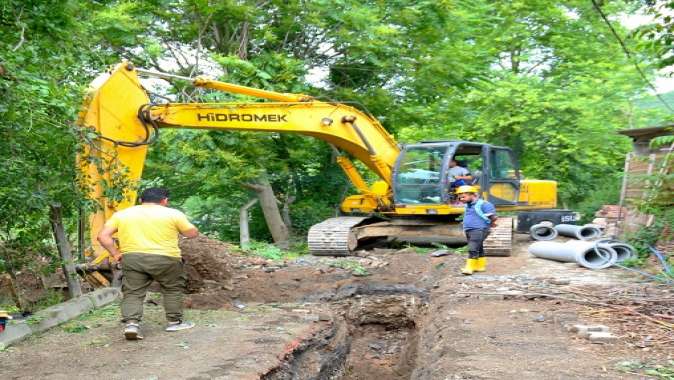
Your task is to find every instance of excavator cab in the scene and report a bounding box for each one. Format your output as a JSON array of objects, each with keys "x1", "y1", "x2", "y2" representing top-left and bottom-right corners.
[{"x1": 392, "y1": 141, "x2": 521, "y2": 206}]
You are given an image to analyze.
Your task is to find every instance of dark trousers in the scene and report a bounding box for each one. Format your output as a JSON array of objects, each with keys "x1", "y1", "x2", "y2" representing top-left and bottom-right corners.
[
  {"x1": 121, "y1": 253, "x2": 187, "y2": 323},
  {"x1": 465, "y1": 228, "x2": 490, "y2": 259}
]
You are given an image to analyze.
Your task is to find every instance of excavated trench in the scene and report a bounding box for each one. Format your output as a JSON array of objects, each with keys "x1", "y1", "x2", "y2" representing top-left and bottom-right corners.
[
  {"x1": 178, "y1": 237, "x2": 441, "y2": 379},
  {"x1": 262, "y1": 284, "x2": 429, "y2": 380}
]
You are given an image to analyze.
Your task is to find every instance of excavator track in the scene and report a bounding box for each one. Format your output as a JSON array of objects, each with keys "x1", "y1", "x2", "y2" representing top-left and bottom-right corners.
[
  {"x1": 308, "y1": 216, "x2": 371, "y2": 256},
  {"x1": 483, "y1": 217, "x2": 513, "y2": 256}
]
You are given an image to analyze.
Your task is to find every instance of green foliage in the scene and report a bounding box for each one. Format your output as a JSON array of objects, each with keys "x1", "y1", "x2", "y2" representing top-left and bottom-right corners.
[
  {"x1": 634, "y1": 1, "x2": 674, "y2": 70},
  {"x1": 32, "y1": 289, "x2": 65, "y2": 312},
  {"x1": 617, "y1": 360, "x2": 674, "y2": 379},
  {"x1": 454, "y1": 246, "x2": 469, "y2": 255},
  {"x1": 244, "y1": 240, "x2": 284, "y2": 261},
  {"x1": 61, "y1": 302, "x2": 119, "y2": 333},
  {"x1": 0, "y1": 304, "x2": 20, "y2": 314},
  {"x1": 574, "y1": 173, "x2": 623, "y2": 223},
  {"x1": 61, "y1": 320, "x2": 89, "y2": 334},
  {"x1": 626, "y1": 224, "x2": 663, "y2": 264},
  {"x1": 329, "y1": 259, "x2": 370, "y2": 277},
  {"x1": 243, "y1": 240, "x2": 308, "y2": 261},
  {"x1": 0, "y1": 0, "x2": 118, "y2": 275}
]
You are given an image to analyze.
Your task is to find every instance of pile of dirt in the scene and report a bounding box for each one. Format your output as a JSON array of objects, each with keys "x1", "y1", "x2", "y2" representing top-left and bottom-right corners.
[{"x1": 179, "y1": 235, "x2": 235, "y2": 293}]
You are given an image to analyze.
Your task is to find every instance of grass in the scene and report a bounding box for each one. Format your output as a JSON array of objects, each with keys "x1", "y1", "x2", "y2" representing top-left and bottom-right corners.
[
  {"x1": 397, "y1": 242, "x2": 468, "y2": 256},
  {"x1": 329, "y1": 259, "x2": 370, "y2": 276},
  {"x1": 0, "y1": 304, "x2": 20, "y2": 314},
  {"x1": 616, "y1": 360, "x2": 674, "y2": 379},
  {"x1": 60, "y1": 303, "x2": 120, "y2": 334},
  {"x1": 242, "y1": 240, "x2": 309, "y2": 261},
  {"x1": 32, "y1": 289, "x2": 65, "y2": 311}
]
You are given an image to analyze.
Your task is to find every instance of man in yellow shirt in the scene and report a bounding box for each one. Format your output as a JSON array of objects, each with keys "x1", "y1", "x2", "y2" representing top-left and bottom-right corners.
[{"x1": 98, "y1": 187, "x2": 199, "y2": 340}]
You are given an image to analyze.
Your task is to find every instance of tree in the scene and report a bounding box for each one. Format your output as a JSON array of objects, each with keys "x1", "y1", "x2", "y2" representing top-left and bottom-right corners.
[{"x1": 0, "y1": 0, "x2": 107, "y2": 277}]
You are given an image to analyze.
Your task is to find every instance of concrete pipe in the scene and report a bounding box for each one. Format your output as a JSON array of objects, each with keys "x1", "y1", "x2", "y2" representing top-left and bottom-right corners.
[
  {"x1": 596, "y1": 240, "x2": 636, "y2": 262},
  {"x1": 528, "y1": 240, "x2": 617, "y2": 269},
  {"x1": 530, "y1": 223, "x2": 558, "y2": 241},
  {"x1": 553, "y1": 224, "x2": 602, "y2": 241}
]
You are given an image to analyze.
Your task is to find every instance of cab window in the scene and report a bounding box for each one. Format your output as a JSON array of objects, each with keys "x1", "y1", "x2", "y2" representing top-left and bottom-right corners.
[{"x1": 490, "y1": 149, "x2": 518, "y2": 180}]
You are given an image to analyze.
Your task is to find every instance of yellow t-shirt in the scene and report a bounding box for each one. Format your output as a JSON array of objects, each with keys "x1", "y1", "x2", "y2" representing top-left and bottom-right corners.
[{"x1": 104, "y1": 204, "x2": 196, "y2": 258}]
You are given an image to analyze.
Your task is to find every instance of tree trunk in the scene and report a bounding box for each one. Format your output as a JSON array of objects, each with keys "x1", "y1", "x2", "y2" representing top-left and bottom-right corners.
[
  {"x1": 237, "y1": 21, "x2": 250, "y2": 60},
  {"x1": 282, "y1": 195, "x2": 295, "y2": 231},
  {"x1": 49, "y1": 204, "x2": 82, "y2": 298},
  {"x1": 244, "y1": 176, "x2": 290, "y2": 248},
  {"x1": 239, "y1": 198, "x2": 258, "y2": 248}
]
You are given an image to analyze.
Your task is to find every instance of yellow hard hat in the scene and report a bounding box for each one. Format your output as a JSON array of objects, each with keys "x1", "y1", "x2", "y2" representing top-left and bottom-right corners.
[{"x1": 455, "y1": 185, "x2": 478, "y2": 194}]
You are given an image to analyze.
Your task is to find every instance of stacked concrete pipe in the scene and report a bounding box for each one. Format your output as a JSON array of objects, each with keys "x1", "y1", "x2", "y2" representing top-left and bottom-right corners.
[
  {"x1": 528, "y1": 240, "x2": 618, "y2": 269},
  {"x1": 553, "y1": 224, "x2": 602, "y2": 240},
  {"x1": 529, "y1": 223, "x2": 558, "y2": 241},
  {"x1": 595, "y1": 239, "x2": 636, "y2": 263}
]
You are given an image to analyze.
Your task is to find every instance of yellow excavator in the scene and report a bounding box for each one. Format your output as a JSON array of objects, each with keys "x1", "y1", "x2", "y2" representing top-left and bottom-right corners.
[{"x1": 78, "y1": 61, "x2": 558, "y2": 271}]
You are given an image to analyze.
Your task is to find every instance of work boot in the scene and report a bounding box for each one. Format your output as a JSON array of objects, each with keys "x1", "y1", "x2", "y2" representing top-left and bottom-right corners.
[
  {"x1": 124, "y1": 322, "x2": 143, "y2": 340},
  {"x1": 165, "y1": 320, "x2": 195, "y2": 332},
  {"x1": 461, "y1": 258, "x2": 477, "y2": 275},
  {"x1": 475, "y1": 257, "x2": 487, "y2": 272}
]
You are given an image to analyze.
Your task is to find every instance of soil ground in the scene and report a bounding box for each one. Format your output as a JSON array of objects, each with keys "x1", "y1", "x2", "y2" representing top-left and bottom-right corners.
[{"x1": 1, "y1": 235, "x2": 672, "y2": 379}]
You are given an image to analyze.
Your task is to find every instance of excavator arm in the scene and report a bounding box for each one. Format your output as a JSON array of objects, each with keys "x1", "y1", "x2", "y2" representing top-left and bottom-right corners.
[{"x1": 77, "y1": 62, "x2": 400, "y2": 256}]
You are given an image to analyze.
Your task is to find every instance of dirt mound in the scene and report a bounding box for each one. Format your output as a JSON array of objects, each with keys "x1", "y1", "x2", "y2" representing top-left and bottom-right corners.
[{"x1": 180, "y1": 235, "x2": 234, "y2": 293}]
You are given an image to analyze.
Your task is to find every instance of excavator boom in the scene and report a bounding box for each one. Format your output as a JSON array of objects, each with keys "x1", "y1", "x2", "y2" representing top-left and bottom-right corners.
[{"x1": 78, "y1": 62, "x2": 399, "y2": 255}]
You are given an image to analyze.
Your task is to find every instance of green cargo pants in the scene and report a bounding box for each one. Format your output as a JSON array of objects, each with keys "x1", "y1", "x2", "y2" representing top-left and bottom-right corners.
[{"x1": 121, "y1": 253, "x2": 187, "y2": 323}]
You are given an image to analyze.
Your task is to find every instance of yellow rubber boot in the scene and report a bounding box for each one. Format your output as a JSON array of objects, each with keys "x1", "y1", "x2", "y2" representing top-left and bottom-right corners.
[
  {"x1": 475, "y1": 257, "x2": 487, "y2": 272},
  {"x1": 461, "y1": 258, "x2": 478, "y2": 275}
]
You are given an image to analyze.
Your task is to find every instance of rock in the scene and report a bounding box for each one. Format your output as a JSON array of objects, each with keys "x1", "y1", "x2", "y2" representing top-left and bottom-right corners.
[
  {"x1": 478, "y1": 294, "x2": 504, "y2": 301},
  {"x1": 588, "y1": 332, "x2": 618, "y2": 344},
  {"x1": 568, "y1": 324, "x2": 609, "y2": 334},
  {"x1": 250, "y1": 258, "x2": 268, "y2": 266},
  {"x1": 533, "y1": 315, "x2": 546, "y2": 322},
  {"x1": 291, "y1": 309, "x2": 311, "y2": 314},
  {"x1": 549, "y1": 279, "x2": 571, "y2": 285},
  {"x1": 502, "y1": 290, "x2": 525, "y2": 299}
]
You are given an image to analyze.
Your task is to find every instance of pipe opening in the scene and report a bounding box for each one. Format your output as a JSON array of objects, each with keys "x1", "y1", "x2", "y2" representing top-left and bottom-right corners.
[
  {"x1": 579, "y1": 246, "x2": 615, "y2": 269},
  {"x1": 579, "y1": 227, "x2": 599, "y2": 239},
  {"x1": 611, "y1": 245, "x2": 632, "y2": 262},
  {"x1": 583, "y1": 248, "x2": 607, "y2": 264},
  {"x1": 538, "y1": 229, "x2": 554, "y2": 237},
  {"x1": 530, "y1": 224, "x2": 558, "y2": 241}
]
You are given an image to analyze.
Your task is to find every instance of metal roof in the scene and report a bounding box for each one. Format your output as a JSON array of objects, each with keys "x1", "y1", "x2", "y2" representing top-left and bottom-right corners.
[{"x1": 617, "y1": 125, "x2": 674, "y2": 140}]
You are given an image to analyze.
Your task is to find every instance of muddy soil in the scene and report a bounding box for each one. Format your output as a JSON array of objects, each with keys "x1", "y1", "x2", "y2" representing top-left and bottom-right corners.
[
  {"x1": 2, "y1": 234, "x2": 672, "y2": 379},
  {"x1": 180, "y1": 235, "x2": 235, "y2": 293}
]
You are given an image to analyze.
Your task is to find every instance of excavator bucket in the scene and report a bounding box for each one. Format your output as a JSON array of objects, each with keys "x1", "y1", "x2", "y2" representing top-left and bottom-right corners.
[{"x1": 77, "y1": 62, "x2": 151, "y2": 257}]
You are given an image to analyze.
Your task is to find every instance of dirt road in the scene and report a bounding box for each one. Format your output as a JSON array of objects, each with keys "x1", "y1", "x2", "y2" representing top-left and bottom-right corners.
[{"x1": 1, "y1": 235, "x2": 671, "y2": 379}]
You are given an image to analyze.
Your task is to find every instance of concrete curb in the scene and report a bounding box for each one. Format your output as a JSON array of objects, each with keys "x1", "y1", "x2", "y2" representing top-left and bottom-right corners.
[{"x1": 0, "y1": 287, "x2": 120, "y2": 349}]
